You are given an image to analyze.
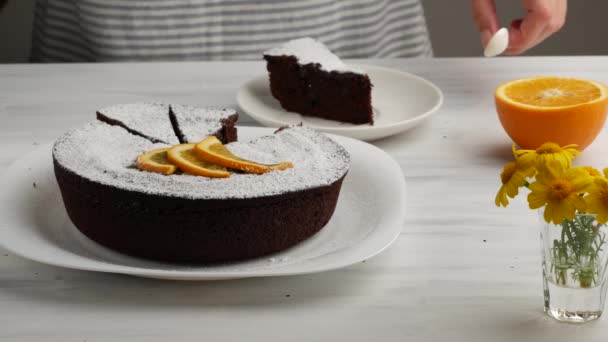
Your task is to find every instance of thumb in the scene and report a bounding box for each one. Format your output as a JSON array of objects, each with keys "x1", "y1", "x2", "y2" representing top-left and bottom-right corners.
[{"x1": 470, "y1": 0, "x2": 500, "y2": 47}]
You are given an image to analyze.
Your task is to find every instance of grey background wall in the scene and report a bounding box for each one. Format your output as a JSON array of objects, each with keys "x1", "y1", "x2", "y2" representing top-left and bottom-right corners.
[
  {"x1": 0, "y1": 0, "x2": 35, "y2": 63},
  {"x1": 1, "y1": 0, "x2": 607, "y2": 63}
]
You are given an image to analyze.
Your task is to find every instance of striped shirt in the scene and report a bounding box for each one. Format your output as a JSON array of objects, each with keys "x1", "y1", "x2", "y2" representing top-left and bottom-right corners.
[{"x1": 31, "y1": 0, "x2": 433, "y2": 62}]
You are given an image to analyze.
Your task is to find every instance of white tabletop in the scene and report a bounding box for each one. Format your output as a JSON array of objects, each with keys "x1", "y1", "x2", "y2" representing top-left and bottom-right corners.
[{"x1": 1, "y1": 57, "x2": 608, "y2": 341}]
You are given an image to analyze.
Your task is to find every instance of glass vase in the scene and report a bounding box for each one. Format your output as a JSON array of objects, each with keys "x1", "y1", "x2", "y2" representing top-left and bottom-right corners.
[{"x1": 540, "y1": 211, "x2": 608, "y2": 323}]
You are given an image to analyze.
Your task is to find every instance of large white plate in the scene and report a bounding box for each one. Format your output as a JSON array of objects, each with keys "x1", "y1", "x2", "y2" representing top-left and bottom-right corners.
[
  {"x1": 237, "y1": 65, "x2": 443, "y2": 141},
  {"x1": 0, "y1": 127, "x2": 405, "y2": 280}
]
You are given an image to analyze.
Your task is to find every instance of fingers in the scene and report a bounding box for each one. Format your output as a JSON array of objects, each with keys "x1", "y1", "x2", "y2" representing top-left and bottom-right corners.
[
  {"x1": 506, "y1": 11, "x2": 547, "y2": 55},
  {"x1": 506, "y1": 0, "x2": 567, "y2": 55},
  {"x1": 470, "y1": 0, "x2": 499, "y2": 47}
]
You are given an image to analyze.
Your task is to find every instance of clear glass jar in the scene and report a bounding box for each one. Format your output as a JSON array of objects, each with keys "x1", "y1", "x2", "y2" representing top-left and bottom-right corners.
[{"x1": 540, "y1": 211, "x2": 608, "y2": 323}]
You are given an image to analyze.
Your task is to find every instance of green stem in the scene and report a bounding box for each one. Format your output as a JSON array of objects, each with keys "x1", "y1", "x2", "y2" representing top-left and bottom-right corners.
[{"x1": 550, "y1": 215, "x2": 605, "y2": 288}]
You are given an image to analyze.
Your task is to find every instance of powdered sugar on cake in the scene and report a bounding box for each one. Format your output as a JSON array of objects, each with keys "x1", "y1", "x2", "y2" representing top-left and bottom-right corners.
[
  {"x1": 170, "y1": 104, "x2": 235, "y2": 143},
  {"x1": 98, "y1": 102, "x2": 179, "y2": 145},
  {"x1": 227, "y1": 143, "x2": 281, "y2": 165},
  {"x1": 53, "y1": 123, "x2": 350, "y2": 200},
  {"x1": 264, "y1": 37, "x2": 362, "y2": 73}
]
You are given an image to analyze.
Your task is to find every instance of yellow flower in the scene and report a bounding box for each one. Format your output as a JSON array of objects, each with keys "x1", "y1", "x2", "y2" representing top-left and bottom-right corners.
[
  {"x1": 582, "y1": 166, "x2": 602, "y2": 178},
  {"x1": 515, "y1": 142, "x2": 579, "y2": 170},
  {"x1": 585, "y1": 177, "x2": 608, "y2": 224},
  {"x1": 495, "y1": 161, "x2": 534, "y2": 207},
  {"x1": 581, "y1": 167, "x2": 603, "y2": 193},
  {"x1": 604, "y1": 168, "x2": 608, "y2": 178},
  {"x1": 527, "y1": 161, "x2": 592, "y2": 224}
]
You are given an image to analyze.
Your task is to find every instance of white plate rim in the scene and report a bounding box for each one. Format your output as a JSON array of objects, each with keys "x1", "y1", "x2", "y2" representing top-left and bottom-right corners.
[
  {"x1": 0, "y1": 127, "x2": 406, "y2": 280},
  {"x1": 236, "y1": 64, "x2": 444, "y2": 135}
]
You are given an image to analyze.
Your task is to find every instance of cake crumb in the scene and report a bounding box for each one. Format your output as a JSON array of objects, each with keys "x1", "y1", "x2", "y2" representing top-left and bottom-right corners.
[
  {"x1": 285, "y1": 294, "x2": 291, "y2": 298},
  {"x1": 482, "y1": 239, "x2": 487, "y2": 242},
  {"x1": 33, "y1": 182, "x2": 37, "y2": 188}
]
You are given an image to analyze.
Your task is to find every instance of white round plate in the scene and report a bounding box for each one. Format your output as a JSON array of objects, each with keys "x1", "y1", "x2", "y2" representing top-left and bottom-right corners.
[
  {"x1": 0, "y1": 127, "x2": 405, "y2": 281},
  {"x1": 237, "y1": 65, "x2": 443, "y2": 141}
]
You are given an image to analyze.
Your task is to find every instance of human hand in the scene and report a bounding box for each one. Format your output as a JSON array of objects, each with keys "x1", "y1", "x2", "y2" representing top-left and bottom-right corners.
[{"x1": 471, "y1": 0, "x2": 567, "y2": 55}]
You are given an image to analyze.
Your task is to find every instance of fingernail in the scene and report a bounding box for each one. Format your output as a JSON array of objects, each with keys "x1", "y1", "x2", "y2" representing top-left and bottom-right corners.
[{"x1": 481, "y1": 30, "x2": 492, "y2": 47}]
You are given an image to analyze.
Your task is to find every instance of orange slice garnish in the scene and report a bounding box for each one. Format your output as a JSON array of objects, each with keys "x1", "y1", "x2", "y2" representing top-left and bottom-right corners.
[
  {"x1": 136, "y1": 147, "x2": 177, "y2": 175},
  {"x1": 167, "y1": 143, "x2": 230, "y2": 178},
  {"x1": 194, "y1": 136, "x2": 293, "y2": 174}
]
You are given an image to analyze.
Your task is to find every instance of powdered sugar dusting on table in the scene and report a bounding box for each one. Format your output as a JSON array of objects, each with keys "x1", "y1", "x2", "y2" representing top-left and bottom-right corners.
[
  {"x1": 264, "y1": 37, "x2": 362, "y2": 74},
  {"x1": 170, "y1": 104, "x2": 236, "y2": 143},
  {"x1": 53, "y1": 123, "x2": 350, "y2": 200},
  {"x1": 98, "y1": 102, "x2": 179, "y2": 145}
]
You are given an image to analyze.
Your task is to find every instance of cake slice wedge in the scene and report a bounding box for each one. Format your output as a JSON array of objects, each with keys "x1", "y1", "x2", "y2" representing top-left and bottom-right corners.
[
  {"x1": 264, "y1": 37, "x2": 374, "y2": 125},
  {"x1": 96, "y1": 102, "x2": 178, "y2": 145},
  {"x1": 169, "y1": 104, "x2": 238, "y2": 144}
]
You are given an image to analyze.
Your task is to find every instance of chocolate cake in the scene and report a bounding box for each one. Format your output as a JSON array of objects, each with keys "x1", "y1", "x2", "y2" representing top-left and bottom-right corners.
[
  {"x1": 53, "y1": 104, "x2": 350, "y2": 263},
  {"x1": 264, "y1": 37, "x2": 374, "y2": 125}
]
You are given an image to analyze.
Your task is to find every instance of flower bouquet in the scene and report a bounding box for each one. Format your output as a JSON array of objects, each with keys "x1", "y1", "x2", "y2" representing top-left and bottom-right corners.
[{"x1": 496, "y1": 142, "x2": 608, "y2": 323}]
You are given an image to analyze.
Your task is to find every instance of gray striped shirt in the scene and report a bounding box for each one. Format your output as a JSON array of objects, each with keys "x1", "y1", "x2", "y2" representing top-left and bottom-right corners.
[{"x1": 32, "y1": 0, "x2": 432, "y2": 62}]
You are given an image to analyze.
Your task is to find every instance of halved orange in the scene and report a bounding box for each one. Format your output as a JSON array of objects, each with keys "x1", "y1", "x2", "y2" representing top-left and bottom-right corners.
[
  {"x1": 495, "y1": 77, "x2": 608, "y2": 151},
  {"x1": 136, "y1": 147, "x2": 177, "y2": 175},
  {"x1": 194, "y1": 136, "x2": 293, "y2": 174},
  {"x1": 167, "y1": 143, "x2": 230, "y2": 178}
]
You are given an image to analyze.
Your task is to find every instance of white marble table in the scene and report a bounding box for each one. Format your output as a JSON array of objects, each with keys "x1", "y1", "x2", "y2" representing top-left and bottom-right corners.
[{"x1": 1, "y1": 57, "x2": 608, "y2": 341}]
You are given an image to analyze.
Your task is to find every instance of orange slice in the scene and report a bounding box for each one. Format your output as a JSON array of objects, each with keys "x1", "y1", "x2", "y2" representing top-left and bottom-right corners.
[
  {"x1": 495, "y1": 77, "x2": 608, "y2": 150},
  {"x1": 136, "y1": 147, "x2": 177, "y2": 175},
  {"x1": 167, "y1": 143, "x2": 230, "y2": 178},
  {"x1": 194, "y1": 136, "x2": 293, "y2": 174}
]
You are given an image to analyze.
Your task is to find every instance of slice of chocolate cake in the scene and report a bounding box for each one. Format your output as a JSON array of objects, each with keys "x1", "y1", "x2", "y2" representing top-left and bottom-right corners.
[
  {"x1": 264, "y1": 37, "x2": 374, "y2": 125},
  {"x1": 96, "y1": 102, "x2": 179, "y2": 145},
  {"x1": 169, "y1": 104, "x2": 238, "y2": 144}
]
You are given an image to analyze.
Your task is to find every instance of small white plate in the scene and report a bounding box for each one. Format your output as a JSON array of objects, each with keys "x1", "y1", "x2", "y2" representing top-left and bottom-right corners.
[
  {"x1": 237, "y1": 65, "x2": 443, "y2": 141},
  {"x1": 0, "y1": 127, "x2": 406, "y2": 281}
]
